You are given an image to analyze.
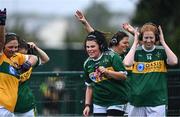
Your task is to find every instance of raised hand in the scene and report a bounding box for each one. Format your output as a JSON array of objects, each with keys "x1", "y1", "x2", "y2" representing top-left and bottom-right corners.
[
  {"x1": 134, "y1": 27, "x2": 139, "y2": 45},
  {"x1": 158, "y1": 25, "x2": 165, "y2": 44},
  {"x1": 0, "y1": 8, "x2": 6, "y2": 25},
  {"x1": 122, "y1": 23, "x2": 135, "y2": 33},
  {"x1": 27, "y1": 42, "x2": 37, "y2": 49},
  {"x1": 75, "y1": 10, "x2": 94, "y2": 33},
  {"x1": 75, "y1": 10, "x2": 87, "y2": 24}
]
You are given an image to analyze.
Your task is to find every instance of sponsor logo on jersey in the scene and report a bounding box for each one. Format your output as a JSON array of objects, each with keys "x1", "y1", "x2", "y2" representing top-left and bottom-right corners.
[
  {"x1": 89, "y1": 72, "x2": 97, "y2": 82},
  {"x1": 133, "y1": 60, "x2": 167, "y2": 73},
  {"x1": 137, "y1": 63, "x2": 144, "y2": 72},
  {"x1": 89, "y1": 71, "x2": 108, "y2": 83},
  {"x1": 9, "y1": 65, "x2": 19, "y2": 76}
]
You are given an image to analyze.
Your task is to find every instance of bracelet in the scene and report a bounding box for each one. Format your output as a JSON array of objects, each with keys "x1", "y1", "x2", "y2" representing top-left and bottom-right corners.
[{"x1": 85, "y1": 104, "x2": 90, "y2": 108}]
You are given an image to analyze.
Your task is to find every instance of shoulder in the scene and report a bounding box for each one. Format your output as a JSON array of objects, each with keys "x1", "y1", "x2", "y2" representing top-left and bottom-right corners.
[
  {"x1": 136, "y1": 46, "x2": 143, "y2": 51},
  {"x1": 13, "y1": 53, "x2": 28, "y2": 63},
  {"x1": 155, "y1": 45, "x2": 164, "y2": 50},
  {"x1": 83, "y1": 57, "x2": 91, "y2": 68},
  {"x1": 14, "y1": 52, "x2": 25, "y2": 57},
  {"x1": 104, "y1": 50, "x2": 117, "y2": 57}
]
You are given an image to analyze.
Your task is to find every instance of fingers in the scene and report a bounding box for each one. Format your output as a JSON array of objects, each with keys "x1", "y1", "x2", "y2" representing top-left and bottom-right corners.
[
  {"x1": 122, "y1": 23, "x2": 129, "y2": 30},
  {"x1": 0, "y1": 8, "x2": 7, "y2": 25},
  {"x1": 0, "y1": 8, "x2": 6, "y2": 14},
  {"x1": 158, "y1": 25, "x2": 162, "y2": 34},
  {"x1": 98, "y1": 66, "x2": 106, "y2": 73},
  {"x1": 83, "y1": 108, "x2": 90, "y2": 117},
  {"x1": 27, "y1": 42, "x2": 36, "y2": 48},
  {"x1": 75, "y1": 10, "x2": 83, "y2": 19}
]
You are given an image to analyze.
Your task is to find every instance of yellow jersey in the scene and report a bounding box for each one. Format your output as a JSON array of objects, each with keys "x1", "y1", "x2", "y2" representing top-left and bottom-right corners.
[{"x1": 0, "y1": 52, "x2": 26, "y2": 112}]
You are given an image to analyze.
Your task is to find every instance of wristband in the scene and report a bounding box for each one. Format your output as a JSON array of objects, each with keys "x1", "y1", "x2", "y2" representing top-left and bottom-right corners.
[{"x1": 85, "y1": 104, "x2": 90, "y2": 108}]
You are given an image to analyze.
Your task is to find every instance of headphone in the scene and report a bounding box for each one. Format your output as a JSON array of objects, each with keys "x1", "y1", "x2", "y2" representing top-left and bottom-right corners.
[
  {"x1": 86, "y1": 30, "x2": 108, "y2": 52},
  {"x1": 109, "y1": 31, "x2": 128, "y2": 47},
  {"x1": 139, "y1": 22, "x2": 160, "y2": 41}
]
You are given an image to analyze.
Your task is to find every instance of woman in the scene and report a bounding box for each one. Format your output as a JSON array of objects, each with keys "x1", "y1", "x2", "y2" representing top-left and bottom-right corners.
[
  {"x1": 83, "y1": 30, "x2": 128, "y2": 116},
  {"x1": 123, "y1": 23, "x2": 178, "y2": 116},
  {"x1": 14, "y1": 39, "x2": 49, "y2": 117},
  {"x1": 0, "y1": 17, "x2": 38, "y2": 117},
  {"x1": 75, "y1": 10, "x2": 130, "y2": 116}
]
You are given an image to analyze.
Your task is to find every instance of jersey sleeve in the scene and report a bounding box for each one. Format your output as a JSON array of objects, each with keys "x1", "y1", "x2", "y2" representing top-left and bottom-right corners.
[
  {"x1": 83, "y1": 61, "x2": 92, "y2": 86},
  {"x1": 15, "y1": 53, "x2": 27, "y2": 65},
  {"x1": 111, "y1": 53, "x2": 126, "y2": 72}
]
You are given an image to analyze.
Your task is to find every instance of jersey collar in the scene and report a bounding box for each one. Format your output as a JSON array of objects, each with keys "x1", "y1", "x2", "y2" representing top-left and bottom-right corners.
[{"x1": 142, "y1": 45, "x2": 155, "y2": 52}]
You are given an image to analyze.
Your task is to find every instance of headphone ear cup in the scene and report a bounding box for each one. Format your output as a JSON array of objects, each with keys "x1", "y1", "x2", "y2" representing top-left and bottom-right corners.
[
  {"x1": 139, "y1": 34, "x2": 143, "y2": 41},
  {"x1": 155, "y1": 33, "x2": 160, "y2": 41},
  {"x1": 111, "y1": 38, "x2": 118, "y2": 45},
  {"x1": 156, "y1": 27, "x2": 160, "y2": 41}
]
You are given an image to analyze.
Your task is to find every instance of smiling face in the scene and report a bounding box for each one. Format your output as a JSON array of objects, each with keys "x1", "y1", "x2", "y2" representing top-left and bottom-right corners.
[
  {"x1": 4, "y1": 39, "x2": 19, "y2": 58},
  {"x1": 116, "y1": 36, "x2": 129, "y2": 54},
  {"x1": 142, "y1": 31, "x2": 156, "y2": 50},
  {"x1": 86, "y1": 40, "x2": 101, "y2": 59}
]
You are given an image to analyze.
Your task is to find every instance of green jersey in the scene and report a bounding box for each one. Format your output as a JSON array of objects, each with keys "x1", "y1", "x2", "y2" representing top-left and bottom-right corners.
[
  {"x1": 14, "y1": 58, "x2": 39, "y2": 113},
  {"x1": 84, "y1": 51, "x2": 128, "y2": 106},
  {"x1": 14, "y1": 79, "x2": 36, "y2": 113},
  {"x1": 129, "y1": 45, "x2": 168, "y2": 107}
]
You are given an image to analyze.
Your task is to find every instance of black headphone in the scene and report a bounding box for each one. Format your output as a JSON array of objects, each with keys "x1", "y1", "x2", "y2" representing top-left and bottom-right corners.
[
  {"x1": 139, "y1": 22, "x2": 160, "y2": 41},
  {"x1": 109, "y1": 31, "x2": 128, "y2": 47},
  {"x1": 110, "y1": 37, "x2": 118, "y2": 45},
  {"x1": 86, "y1": 30, "x2": 108, "y2": 52}
]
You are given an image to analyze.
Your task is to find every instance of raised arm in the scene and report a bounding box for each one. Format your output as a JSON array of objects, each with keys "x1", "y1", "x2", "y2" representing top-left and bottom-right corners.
[
  {"x1": 123, "y1": 28, "x2": 139, "y2": 66},
  {"x1": 28, "y1": 42, "x2": 50, "y2": 64},
  {"x1": 75, "y1": 10, "x2": 94, "y2": 33},
  {"x1": 122, "y1": 23, "x2": 140, "y2": 36},
  {"x1": 0, "y1": 8, "x2": 6, "y2": 53},
  {"x1": 158, "y1": 26, "x2": 178, "y2": 65}
]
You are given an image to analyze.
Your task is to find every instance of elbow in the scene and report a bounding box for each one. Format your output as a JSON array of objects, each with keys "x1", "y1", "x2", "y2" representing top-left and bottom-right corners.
[
  {"x1": 167, "y1": 58, "x2": 178, "y2": 66},
  {"x1": 28, "y1": 55, "x2": 38, "y2": 66},
  {"x1": 45, "y1": 57, "x2": 50, "y2": 63},
  {"x1": 123, "y1": 61, "x2": 133, "y2": 67},
  {"x1": 172, "y1": 60, "x2": 178, "y2": 65},
  {"x1": 41, "y1": 56, "x2": 50, "y2": 64}
]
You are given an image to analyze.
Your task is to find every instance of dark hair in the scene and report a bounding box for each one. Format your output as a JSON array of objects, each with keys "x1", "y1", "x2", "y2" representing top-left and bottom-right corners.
[
  {"x1": 5, "y1": 32, "x2": 19, "y2": 44},
  {"x1": 109, "y1": 31, "x2": 129, "y2": 47},
  {"x1": 18, "y1": 39, "x2": 35, "y2": 54},
  {"x1": 85, "y1": 30, "x2": 108, "y2": 52},
  {"x1": 18, "y1": 39, "x2": 29, "y2": 50},
  {"x1": 139, "y1": 22, "x2": 160, "y2": 41}
]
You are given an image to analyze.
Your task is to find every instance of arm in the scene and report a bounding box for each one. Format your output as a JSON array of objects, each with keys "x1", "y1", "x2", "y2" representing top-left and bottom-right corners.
[
  {"x1": 28, "y1": 42, "x2": 50, "y2": 64},
  {"x1": 75, "y1": 10, "x2": 94, "y2": 33},
  {"x1": 83, "y1": 86, "x2": 92, "y2": 117},
  {"x1": 0, "y1": 8, "x2": 6, "y2": 53},
  {"x1": 27, "y1": 54, "x2": 38, "y2": 66},
  {"x1": 98, "y1": 66, "x2": 127, "y2": 80},
  {"x1": 158, "y1": 26, "x2": 178, "y2": 65},
  {"x1": 20, "y1": 54, "x2": 38, "y2": 73},
  {"x1": 122, "y1": 23, "x2": 136, "y2": 35},
  {"x1": 123, "y1": 28, "x2": 139, "y2": 66}
]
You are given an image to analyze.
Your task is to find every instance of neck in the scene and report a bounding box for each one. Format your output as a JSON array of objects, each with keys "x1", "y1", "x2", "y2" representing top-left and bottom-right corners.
[{"x1": 112, "y1": 46, "x2": 123, "y2": 55}]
